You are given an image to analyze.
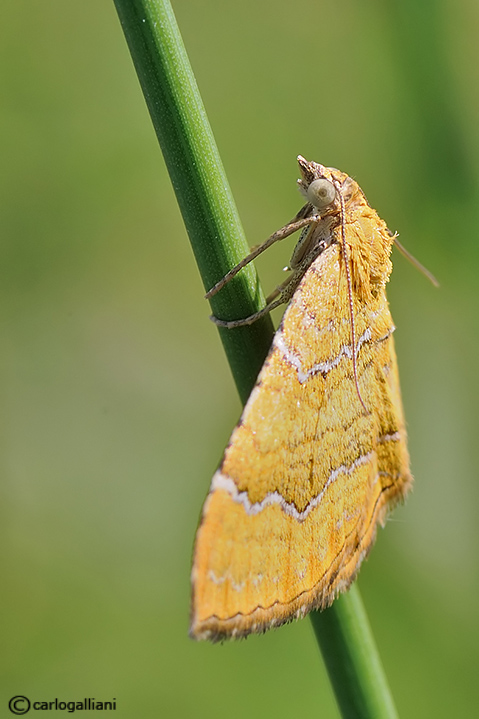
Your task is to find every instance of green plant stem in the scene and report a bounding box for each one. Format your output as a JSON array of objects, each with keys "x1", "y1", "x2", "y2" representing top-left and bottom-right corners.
[
  {"x1": 311, "y1": 585, "x2": 398, "y2": 719},
  {"x1": 113, "y1": 0, "x2": 274, "y2": 403},
  {"x1": 112, "y1": 1, "x2": 399, "y2": 717}
]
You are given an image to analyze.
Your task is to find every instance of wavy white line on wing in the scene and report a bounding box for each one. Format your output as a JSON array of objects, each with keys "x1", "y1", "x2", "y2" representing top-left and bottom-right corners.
[{"x1": 211, "y1": 452, "x2": 374, "y2": 522}]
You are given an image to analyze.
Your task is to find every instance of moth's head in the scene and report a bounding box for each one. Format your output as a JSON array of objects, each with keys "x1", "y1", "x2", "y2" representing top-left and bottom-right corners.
[{"x1": 297, "y1": 155, "x2": 361, "y2": 211}]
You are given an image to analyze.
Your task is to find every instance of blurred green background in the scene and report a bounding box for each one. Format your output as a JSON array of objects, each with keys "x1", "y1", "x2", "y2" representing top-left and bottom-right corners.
[{"x1": 1, "y1": 1, "x2": 479, "y2": 716}]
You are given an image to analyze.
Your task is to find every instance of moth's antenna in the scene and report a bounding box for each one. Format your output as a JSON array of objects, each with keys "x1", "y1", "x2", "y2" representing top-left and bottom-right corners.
[
  {"x1": 392, "y1": 236, "x2": 439, "y2": 287},
  {"x1": 335, "y1": 180, "x2": 368, "y2": 414}
]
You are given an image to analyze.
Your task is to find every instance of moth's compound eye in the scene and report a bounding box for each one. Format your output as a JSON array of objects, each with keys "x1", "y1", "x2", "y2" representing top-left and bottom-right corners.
[{"x1": 307, "y1": 179, "x2": 336, "y2": 209}]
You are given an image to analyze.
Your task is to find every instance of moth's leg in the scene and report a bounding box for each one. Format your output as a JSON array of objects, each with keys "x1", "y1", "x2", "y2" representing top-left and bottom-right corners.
[
  {"x1": 210, "y1": 296, "x2": 287, "y2": 329},
  {"x1": 210, "y1": 225, "x2": 329, "y2": 329},
  {"x1": 205, "y1": 205, "x2": 320, "y2": 299},
  {"x1": 265, "y1": 271, "x2": 295, "y2": 304},
  {"x1": 210, "y1": 261, "x2": 309, "y2": 329}
]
